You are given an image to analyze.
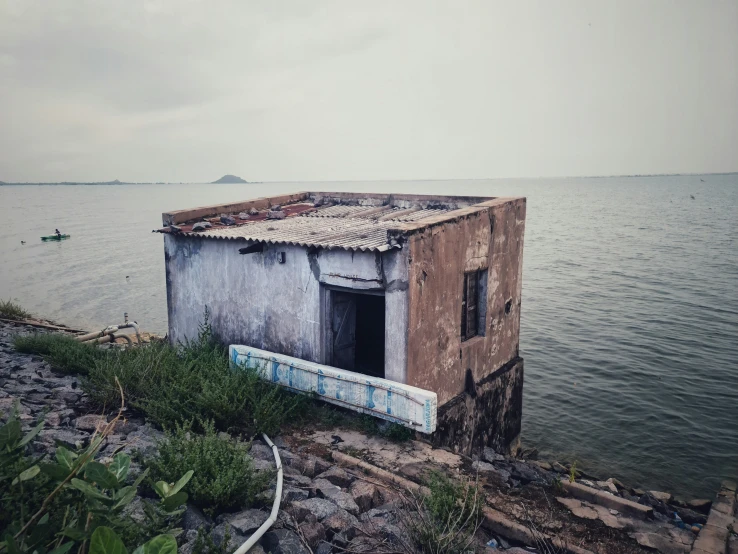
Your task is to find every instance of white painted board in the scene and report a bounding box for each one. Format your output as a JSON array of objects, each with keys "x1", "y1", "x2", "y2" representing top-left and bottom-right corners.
[{"x1": 230, "y1": 345, "x2": 437, "y2": 434}]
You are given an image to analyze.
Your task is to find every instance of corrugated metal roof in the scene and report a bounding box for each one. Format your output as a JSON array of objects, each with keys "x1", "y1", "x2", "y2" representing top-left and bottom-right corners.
[{"x1": 179, "y1": 203, "x2": 452, "y2": 251}]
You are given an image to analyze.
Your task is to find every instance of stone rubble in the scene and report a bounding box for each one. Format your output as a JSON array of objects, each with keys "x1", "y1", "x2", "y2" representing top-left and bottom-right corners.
[{"x1": 2, "y1": 320, "x2": 730, "y2": 553}]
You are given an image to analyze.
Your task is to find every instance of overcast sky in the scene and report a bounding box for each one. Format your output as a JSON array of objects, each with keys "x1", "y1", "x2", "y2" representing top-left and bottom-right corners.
[{"x1": 1, "y1": 1, "x2": 736, "y2": 183}]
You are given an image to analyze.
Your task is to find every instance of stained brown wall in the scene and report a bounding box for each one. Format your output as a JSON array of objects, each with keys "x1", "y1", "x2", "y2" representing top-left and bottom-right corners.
[{"x1": 405, "y1": 198, "x2": 526, "y2": 405}]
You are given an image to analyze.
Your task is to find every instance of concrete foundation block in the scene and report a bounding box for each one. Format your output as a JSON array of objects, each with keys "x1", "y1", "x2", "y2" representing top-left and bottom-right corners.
[{"x1": 430, "y1": 357, "x2": 523, "y2": 456}]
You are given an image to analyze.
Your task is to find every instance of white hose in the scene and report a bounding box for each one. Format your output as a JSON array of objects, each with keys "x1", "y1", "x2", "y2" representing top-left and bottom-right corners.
[{"x1": 233, "y1": 433, "x2": 283, "y2": 554}]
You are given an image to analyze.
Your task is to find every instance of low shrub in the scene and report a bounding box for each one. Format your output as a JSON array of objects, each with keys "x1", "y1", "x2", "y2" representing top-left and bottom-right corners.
[
  {"x1": 145, "y1": 419, "x2": 272, "y2": 516},
  {"x1": 404, "y1": 471, "x2": 483, "y2": 554},
  {"x1": 13, "y1": 333, "x2": 107, "y2": 375},
  {"x1": 0, "y1": 299, "x2": 30, "y2": 320},
  {"x1": 0, "y1": 402, "x2": 191, "y2": 554}
]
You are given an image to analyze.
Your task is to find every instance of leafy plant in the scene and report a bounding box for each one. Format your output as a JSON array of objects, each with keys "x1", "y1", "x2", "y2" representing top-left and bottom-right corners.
[
  {"x1": 13, "y1": 334, "x2": 106, "y2": 376},
  {"x1": 568, "y1": 461, "x2": 578, "y2": 484},
  {"x1": 0, "y1": 392, "x2": 192, "y2": 554},
  {"x1": 0, "y1": 299, "x2": 30, "y2": 321},
  {"x1": 145, "y1": 419, "x2": 272, "y2": 517},
  {"x1": 403, "y1": 471, "x2": 483, "y2": 554}
]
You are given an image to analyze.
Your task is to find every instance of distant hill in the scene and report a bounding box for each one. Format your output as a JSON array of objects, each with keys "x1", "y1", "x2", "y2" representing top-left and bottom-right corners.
[{"x1": 212, "y1": 174, "x2": 248, "y2": 184}]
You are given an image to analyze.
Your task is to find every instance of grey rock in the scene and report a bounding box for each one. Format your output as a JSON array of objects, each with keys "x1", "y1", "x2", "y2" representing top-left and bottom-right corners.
[
  {"x1": 178, "y1": 539, "x2": 197, "y2": 554},
  {"x1": 349, "y1": 480, "x2": 380, "y2": 513},
  {"x1": 510, "y1": 461, "x2": 544, "y2": 484},
  {"x1": 253, "y1": 458, "x2": 274, "y2": 471},
  {"x1": 648, "y1": 490, "x2": 673, "y2": 503},
  {"x1": 311, "y1": 478, "x2": 340, "y2": 496},
  {"x1": 314, "y1": 467, "x2": 354, "y2": 489},
  {"x1": 319, "y1": 488, "x2": 360, "y2": 516},
  {"x1": 39, "y1": 428, "x2": 89, "y2": 450},
  {"x1": 220, "y1": 216, "x2": 236, "y2": 225},
  {"x1": 482, "y1": 447, "x2": 505, "y2": 463},
  {"x1": 686, "y1": 498, "x2": 711, "y2": 513},
  {"x1": 227, "y1": 509, "x2": 268, "y2": 535},
  {"x1": 284, "y1": 473, "x2": 312, "y2": 487},
  {"x1": 249, "y1": 442, "x2": 273, "y2": 461},
  {"x1": 181, "y1": 504, "x2": 211, "y2": 531},
  {"x1": 299, "y1": 521, "x2": 325, "y2": 549},
  {"x1": 191, "y1": 222, "x2": 212, "y2": 232},
  {"x1": 315, "y1": 543, "x2": 332, "y2": 554},
  {"x1": 282, "y1": 486, "x2": 309, "y2": 503},
  {"x1": 290, "y1": 498, "x2": 339, "y2": 522},
  {"x1": 121, "y1": 497, "x2": 149, "y2": 525},
  {"x1": 249, "y1": 208, "x2": 259, "y2": 215},
  {"x1": 25, "y1": 392, "x2": 51, "y2": 403},
  {"x1": 57, "y1": 392, "x2": 80, "y2": 403},
  {"x1": 322, "y1": 508, "x2": 359, "y2": 540},
  {"x1": 75, "y1": 414, "x2": 107, "y2": 431},
  {"x1": 266, "y1": 210, "x2": 286, "y2": 220},
  {"x1": 472, "y1": 460, "x2": 511, "y2": 485},
  {"x1": 238, "y1": 213, "x2": 250, "y2": 220},
  {"x1": 260, "y1": 529, "x2": 310, "y2": 554},
  {"x1": 211, "y1": 523, "x2": 246, "y2": 549}
]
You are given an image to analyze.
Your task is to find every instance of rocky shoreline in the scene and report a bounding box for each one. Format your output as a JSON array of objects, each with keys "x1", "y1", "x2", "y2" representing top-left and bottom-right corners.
[{"x1": 1, "y1": 319, "x2": 735, "y2": 554}]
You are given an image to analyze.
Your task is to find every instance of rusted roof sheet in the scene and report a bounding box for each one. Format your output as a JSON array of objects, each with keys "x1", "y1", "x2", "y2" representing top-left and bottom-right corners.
[{"x1": 176, "y1": 203, "x2": 453, "y2": 252}]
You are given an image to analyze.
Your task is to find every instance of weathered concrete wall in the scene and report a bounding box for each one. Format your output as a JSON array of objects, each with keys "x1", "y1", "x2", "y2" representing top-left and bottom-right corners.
[
  {"x1": 404, "y1": 197, "x2": 526, "y2": 406},
  {"x1": 163, "y1": 235, "x2": 409, "y2": 381},
  {"x1": 430, "y1": 357, "x2": 524, "y2": 455}
]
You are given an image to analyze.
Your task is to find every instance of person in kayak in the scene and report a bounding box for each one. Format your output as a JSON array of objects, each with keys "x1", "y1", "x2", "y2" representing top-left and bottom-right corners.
[{"x1": 55, "y1": 228, "x2": 62, "y2": 238}]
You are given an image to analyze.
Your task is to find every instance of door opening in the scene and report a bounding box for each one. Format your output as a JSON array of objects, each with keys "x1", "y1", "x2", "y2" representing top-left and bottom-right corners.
[{"x1": 330, "y1": 290, "x2": 385, "y2": 378}]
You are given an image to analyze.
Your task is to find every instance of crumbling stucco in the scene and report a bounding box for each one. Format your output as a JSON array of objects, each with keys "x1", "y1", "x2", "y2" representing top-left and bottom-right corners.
[{"x1": 163, "y1": 235, "x2": 409, "y2": 382}]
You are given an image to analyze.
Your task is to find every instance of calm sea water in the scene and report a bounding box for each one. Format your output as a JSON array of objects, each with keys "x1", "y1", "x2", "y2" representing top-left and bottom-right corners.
[{"x1": 1, "y1": 175, "x2": 736, "y2": 498}]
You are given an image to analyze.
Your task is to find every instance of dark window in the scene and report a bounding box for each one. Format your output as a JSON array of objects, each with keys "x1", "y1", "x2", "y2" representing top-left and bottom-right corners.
[{"x1": 461, "y1": 269, "x2": 487, "y2": 341}]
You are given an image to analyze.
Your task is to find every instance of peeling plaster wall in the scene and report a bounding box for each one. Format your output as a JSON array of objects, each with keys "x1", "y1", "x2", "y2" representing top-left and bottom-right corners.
[
  {"x1": 405, "y1": 198, "x2": 526, "y2": 406},
  {"x1": 163, "y1": 235, "x2": 409, "y2": 381}
]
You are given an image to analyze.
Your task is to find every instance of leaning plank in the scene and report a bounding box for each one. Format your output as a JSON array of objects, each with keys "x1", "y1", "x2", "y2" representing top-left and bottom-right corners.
[{"x1": 562, "y1": 481, "x2": 653, "y2": 520}]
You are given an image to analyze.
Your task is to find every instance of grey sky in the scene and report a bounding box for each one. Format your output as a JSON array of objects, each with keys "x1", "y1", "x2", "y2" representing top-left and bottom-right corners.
[{"x1": 1, "y1": 0, "x2": 736, "y2": 182}]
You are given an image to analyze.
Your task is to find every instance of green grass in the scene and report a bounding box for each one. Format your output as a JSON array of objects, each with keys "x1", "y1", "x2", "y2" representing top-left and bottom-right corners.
[
  {"x1": 405, "y1": 471, "x2": 483, "y2": 554},
  {"x1": 309, "y1": 403, "x2": 415, "y2": 442},
  {"x1": 0, "y1": 299, "x2": 31, "y2": 320},
  {"x1": 12, "y1": 317, "x2": 412, "y2": 442},
  {"x1": 82, "y1": 321, "x2": 304, "y2": 436},
  {"x1": 145, "y1": 419, "x2": 272, "y2": 516},
  {"x1": 13, "y1": 333, "x2": 107, "y2": 375}
]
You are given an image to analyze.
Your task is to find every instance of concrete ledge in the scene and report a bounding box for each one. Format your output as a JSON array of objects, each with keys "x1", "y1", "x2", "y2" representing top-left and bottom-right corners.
[
  {"x1": 482, "y1": 507, "x2": 594, "y2": 554},
  {"x1": 331, "y1": 451, "x2": 430, "y2": 496},
  {"x1": 562, "y1": 481, "x2": 654, "y2": 520},
  {"x1": 690, "y1": 481, "x2": 737, "y2": 554}
]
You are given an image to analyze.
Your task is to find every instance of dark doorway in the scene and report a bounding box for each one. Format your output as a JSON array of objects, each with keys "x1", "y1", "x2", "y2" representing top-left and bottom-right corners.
[{"x1": 330, "y1": 290, "x2": 385, "y2": 378}]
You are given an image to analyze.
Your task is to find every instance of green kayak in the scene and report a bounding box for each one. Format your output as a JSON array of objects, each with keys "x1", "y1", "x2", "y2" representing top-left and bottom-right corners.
[{"x1": 41, "y1": 234, "x2": 71, "y2": 241}]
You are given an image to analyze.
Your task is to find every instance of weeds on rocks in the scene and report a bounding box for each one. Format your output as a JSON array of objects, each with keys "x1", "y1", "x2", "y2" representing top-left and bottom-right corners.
[
  {"x1": 13, "y1": 333, "x2": 106, "y2": 375},
  {"x1": 145, "y1": 419, "x2": 272, "y2": 517},
  {"x1": 403, "y1": 471, "x2": 483, "y2": 554},
  {"x1": 0, "y1": 299, "x2": 30, "y2": 321},
  {"x1": 0, "y1": 386, "x2": 193, "y2": 554}
]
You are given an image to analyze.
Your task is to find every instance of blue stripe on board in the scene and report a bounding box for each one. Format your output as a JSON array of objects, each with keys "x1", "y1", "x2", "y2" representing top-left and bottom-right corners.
[
  {"x1": 271, "y1": 359, "x2": 279, "y2": 382},
  {"x1": 366, "y1": 384, "x2": 376, "y2": 409}
]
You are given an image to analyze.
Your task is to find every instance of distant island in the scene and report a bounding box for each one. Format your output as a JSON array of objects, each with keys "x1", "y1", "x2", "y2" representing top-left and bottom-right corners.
[{"x1": 212, "y1": 175, "x2": 248, "y2": 184}]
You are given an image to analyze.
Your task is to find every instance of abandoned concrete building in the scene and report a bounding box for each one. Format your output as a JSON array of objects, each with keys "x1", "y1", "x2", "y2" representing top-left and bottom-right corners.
[{"x1": 157, "y1": 191, "x2": 526, "y2": 454}]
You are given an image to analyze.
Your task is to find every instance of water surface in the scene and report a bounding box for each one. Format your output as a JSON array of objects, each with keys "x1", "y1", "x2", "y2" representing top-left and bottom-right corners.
[{"x1": 1, "y1": 175, "x2": 736, "y2": 497}]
